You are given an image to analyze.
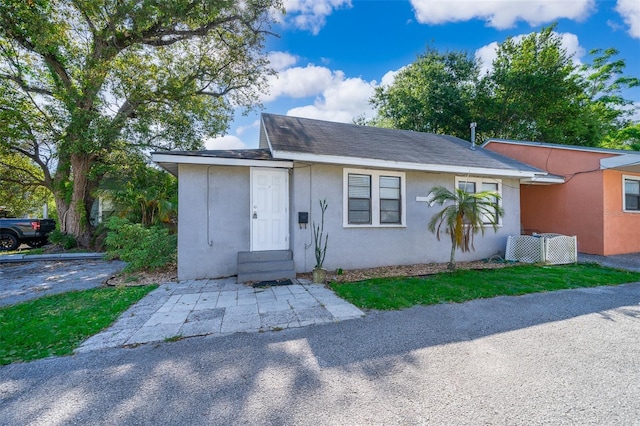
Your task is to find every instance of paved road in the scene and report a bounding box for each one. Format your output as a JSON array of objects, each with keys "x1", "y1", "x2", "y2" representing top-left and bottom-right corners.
[
  {"x1": 0, "y1": 259, "x2": 125, "y2": 307},
  {"x1": 2, "y1": 282, "x2": 640, "y2": 425}
]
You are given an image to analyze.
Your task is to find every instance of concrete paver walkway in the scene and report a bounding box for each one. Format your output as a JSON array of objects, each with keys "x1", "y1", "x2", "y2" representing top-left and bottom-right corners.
[{"x1": 77, "y1": 278, "x2": 364, "y2": 352}]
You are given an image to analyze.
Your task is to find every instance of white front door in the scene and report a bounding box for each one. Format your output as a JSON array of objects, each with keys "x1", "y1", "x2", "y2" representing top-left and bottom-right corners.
[{"x1": 251, "y1": 168, "x2": 289, "y2": 251}]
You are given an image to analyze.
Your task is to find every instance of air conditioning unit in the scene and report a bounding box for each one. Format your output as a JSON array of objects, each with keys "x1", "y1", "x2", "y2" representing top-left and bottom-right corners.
[{"x1": 505, "y1": 233, "x2": 577, "y2": 265}]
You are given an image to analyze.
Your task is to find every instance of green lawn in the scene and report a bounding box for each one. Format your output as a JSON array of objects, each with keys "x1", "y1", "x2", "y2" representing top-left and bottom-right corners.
[
  {"x1": 330, "y1": 263, "x2": 640, "y2": 310},
  {"x1": 0, "y1": 285, "x2": 157, "y2": 365}
]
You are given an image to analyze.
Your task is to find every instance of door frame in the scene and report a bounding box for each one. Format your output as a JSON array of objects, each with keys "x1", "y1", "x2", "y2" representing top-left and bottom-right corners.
[{"x1": 250, "y1": 167, "x2": 290, "y2": 251}]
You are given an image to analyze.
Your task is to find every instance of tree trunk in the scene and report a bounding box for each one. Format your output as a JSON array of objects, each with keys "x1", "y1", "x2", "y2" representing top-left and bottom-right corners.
[
  {"x1": 448, "y1": 232, "x2": 457, "y2": 271},
  {"x1": 53, "y1": 154, "x2": 96, "y2": 248}
]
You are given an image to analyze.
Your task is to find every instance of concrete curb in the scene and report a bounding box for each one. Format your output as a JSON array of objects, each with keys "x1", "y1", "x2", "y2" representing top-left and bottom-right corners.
[{"x1": 0, "y1": 252, "x2": 105, "y2": 263}]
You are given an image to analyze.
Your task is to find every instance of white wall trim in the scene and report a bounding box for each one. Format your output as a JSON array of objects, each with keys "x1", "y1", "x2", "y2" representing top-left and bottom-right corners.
[
  {"x1": 152, "y1": 153, "x2": 293, "y2": 169},
  {"x1": 622, "y1": 174, "x2": 640, "y2": 213},
  {"x1": 343, "y1": 167, "x2": 407, "y2": 227},
  {"x1": 271, "y1": 149, "x2": 537, "y2": 178}
]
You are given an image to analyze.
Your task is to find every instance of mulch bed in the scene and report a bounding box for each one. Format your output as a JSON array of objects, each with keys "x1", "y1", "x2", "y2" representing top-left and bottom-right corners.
[
  {"x1": 298, "y1": 259, "x2": 517, "y2": 283},
  {"x1": 105, "y1": 260, "x2": 517, "y2": 286}
]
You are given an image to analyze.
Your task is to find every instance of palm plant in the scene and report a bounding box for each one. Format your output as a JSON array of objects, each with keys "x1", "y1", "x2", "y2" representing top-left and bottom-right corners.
[{"x1": 427, "y1": 185, "x2": 504, "y2": 270}]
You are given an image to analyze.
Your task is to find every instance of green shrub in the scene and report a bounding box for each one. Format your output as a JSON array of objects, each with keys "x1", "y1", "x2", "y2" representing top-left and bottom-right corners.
[
  {"x1": 48, "y1": 229, "x2": 77, "y2": 249},
  {"x1": 104, "y1": 217, "x2": 176, "y2": 272}
]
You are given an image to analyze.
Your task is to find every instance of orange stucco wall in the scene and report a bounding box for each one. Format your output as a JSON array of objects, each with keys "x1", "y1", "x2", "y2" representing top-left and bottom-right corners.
[
  {"x1": 485, "y1": 142, "x2": 640, "y2": 255},
  {"x1": 602, "y1": 170, "x2": 640, "y2": 255}
]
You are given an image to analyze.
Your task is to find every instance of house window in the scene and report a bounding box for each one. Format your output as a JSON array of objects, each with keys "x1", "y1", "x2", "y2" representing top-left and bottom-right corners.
[
  {"x1": 380, "y1": 176, "x2": 401, "y2": 224},
  {"x1": 344, "y1": 168, "x2": 406, "y2": 227},
  {"x1": 455, "y1": 177, "x2": 502, "y2": 225},
  {"x1": 624, "y1": 176, "x2": 640, "y2": 212},
  {"x1": 348, "y1": 174, "x2": 371, "y2": 224}
]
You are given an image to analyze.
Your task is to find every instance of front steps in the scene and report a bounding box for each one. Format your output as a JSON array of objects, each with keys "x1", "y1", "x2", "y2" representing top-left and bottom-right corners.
[{"x1": 237, "y1": 250, "x2": 296, "y2": 283}]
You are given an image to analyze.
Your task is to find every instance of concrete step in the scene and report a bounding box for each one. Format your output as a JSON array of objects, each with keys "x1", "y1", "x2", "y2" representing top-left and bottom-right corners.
[
  {"x1": 237, "y1": 250, "x2": 292, "y2": 263},
  {"x1": 237, "y1": 259, "x2": 294, "y2": 274},
  {"x1": 237, "y1": 270, "x2": 297, "y2": 283},
  {"x1": 237, "y1": 250, "x2": 295, "y2": 283}
]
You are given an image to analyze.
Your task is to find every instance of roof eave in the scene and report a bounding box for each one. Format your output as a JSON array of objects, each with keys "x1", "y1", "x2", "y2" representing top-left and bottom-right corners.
[
  {"x1": 151, "y1": 153, "x2": 293, "y2": 174},
  {"x1": 271, "y1": 150, "x2": 538, "y2": 178},
  {"x1": 521, "y1": 175, "x2": 565, "y2": 185},
  {"x1": 600, "y1": 155, "x2": 640, "y2": 174}
]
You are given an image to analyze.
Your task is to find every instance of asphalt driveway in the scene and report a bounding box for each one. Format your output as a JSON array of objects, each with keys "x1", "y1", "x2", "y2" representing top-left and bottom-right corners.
[
  {"x1": 2, "y1": 281, "x2": 640, "y2": 425},
  {"x1": 0, "y1": 259, "x2": 126, "y2": 307}
]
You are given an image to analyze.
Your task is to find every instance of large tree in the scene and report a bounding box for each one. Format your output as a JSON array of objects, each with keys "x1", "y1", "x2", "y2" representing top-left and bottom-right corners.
[
  {"x1": 487, "y1": 26, "x2": 584, "y2": 143},
  {"x1": 0, "y1": 0, "x2": 281, "y2": 246},
  {"x1": 488, "y1": 27, "x2": 639, "y2": 146},
  {"x1": 370, "y1": 26, "x2": 639, "y2": 147},
  {"x1": 371, "y1": 48, "x2": 483, "y2": 139}
]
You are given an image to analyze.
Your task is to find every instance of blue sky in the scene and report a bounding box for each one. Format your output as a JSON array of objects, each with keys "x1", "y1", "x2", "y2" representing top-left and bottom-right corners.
[{"x1": 206, "y1": 0, "x2": 640, "y2": 150}]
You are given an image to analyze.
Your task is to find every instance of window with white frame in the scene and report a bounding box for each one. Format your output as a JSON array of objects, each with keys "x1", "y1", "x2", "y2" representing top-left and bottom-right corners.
[
  {"x1": 624, "y1": 176, "x2": 640, "y2": 212},
  {"x1": 455, "y1": 177, "x2": 502, "y2": 225},
  {"x1": 344, "y1": 168, "x2": 406, "y2": 226}
]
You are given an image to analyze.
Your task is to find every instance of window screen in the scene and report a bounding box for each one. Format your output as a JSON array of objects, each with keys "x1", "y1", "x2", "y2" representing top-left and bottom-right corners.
[
  {"x1": 458, "y1": 181, "x2": 476, "y2": 193},
  {"x1": 348, "y1": 174, "x2": 371, "y2": 224},
  {"x1": 380, "y1": 176, "x2": 401, "y2": 223},
  {"x1": 481, "y1": 182, "x2": 499, "y2": 224},
  {"x1": 625, "y1": 179, "x2": 640, "y2": 211}
]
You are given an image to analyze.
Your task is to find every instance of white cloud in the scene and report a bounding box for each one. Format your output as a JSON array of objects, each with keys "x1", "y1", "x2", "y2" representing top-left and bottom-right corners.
[
  {"x1": 287, "y1": 72, "x2": 377, "y2": 122},
  {"x1": 236, "y1": 120, "x2": 260, "y2": 136},
  {"x1": 263, "y1": 64, "x2": 335, "y2": 102},
  {"x1": 380, "y1": 68, "x2": 403, "y2": 87},
  {"x1": 475, "y1": 31, "x2": 586, "y2": 75},
  {"x1": 277, "y1": 0, "x2": 352, "y2": 34},
  {"x1": 410, "y1": 0, "x2": 594, "y2": 29},
  {"x1": 616, "y1": 0, "x2": 640, "y2": 38},
  {"x1": 267, "y1": 51, "x2": 298, "y2": 71},
  {"x1": 475, "y1": 41, "x2": 500, "y2": 76},
  {"x1": 204, "y1": 135, "x2": 247, "y2": 150},
  {"x1": 263, "y1": 59, "x2": 408, "y2": 124}
]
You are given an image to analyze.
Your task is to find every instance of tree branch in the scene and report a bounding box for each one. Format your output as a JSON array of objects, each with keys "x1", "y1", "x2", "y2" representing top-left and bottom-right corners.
[
  {"x1": 0, "y1": 161, "x2": 46, "y2": 186},
  {"x1": 71, "y1": 0, "x2": 98, "y2": 35},
  {"x1": 0, "y1": 73, "x2": 54, "y2": 96}
]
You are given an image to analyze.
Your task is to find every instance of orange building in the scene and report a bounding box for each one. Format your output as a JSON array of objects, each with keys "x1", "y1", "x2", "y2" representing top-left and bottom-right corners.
[{"x1": 483, "y1": 139, "x2": 640, "y2": 256}]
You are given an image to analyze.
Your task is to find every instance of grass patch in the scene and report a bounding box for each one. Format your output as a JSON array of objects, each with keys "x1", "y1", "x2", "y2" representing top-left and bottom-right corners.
[
  {"x1": 0, "y1": 247, "x2": 90, "y2": 256},
  {"x1": 330, "y1": 263, "x2": 640, "y2": 310},
  {"x1": 0, "y1": 285, "x2": 157, "y2": 365}
]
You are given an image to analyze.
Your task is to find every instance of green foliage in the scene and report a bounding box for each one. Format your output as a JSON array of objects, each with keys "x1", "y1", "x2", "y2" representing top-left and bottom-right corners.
[
  {"x1": 98, "y1": 156, "x2": 177, "y2": 226},
  {"x1": 330, "y1": 264, "x2": 640, "y2": 310},
  {"x1": 487, "y1": 26, "x2": 583, "y2": 143},
  {"x1": 369, "y1": 25, "x2": 639, "y2": 147},
  {"x1": 372, "y1": 48, "x2": 481, "y2": 139},
  {"x1": 48, "y1": 229, "x2": 77, "y2": 249},
  {"x1": 0, "y1": 151, "x2": 53, "y2": 217},
  {"x1": 427, "y1": 186, "x2": 504, "y2": 270},
  {"x1": 0, "y1": 0, "x2": 281, "y2": 244},
  {"x1": 601, "y1": 123, "x2": 640, "y2": 150},
  {"x1": 313, "y1": 199, "x2": 329, "y2": 269},
  {"x1": 0, "y1": 285, "x2": 157, "y2": 365},
  {"x1": 105, "y1": 217, "x2": 176, "y2": 272}
]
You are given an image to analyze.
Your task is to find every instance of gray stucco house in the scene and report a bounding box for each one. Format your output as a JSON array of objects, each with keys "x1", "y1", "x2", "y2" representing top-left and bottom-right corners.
[{"x1": 152, "y1": 113, "x2": 543, "y2": 281}]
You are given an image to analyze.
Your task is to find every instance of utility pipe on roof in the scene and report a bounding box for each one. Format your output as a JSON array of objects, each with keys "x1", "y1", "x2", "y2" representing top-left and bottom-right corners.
[{"x1": 470, "y1": 122, "x2": 477, "y2": 150}]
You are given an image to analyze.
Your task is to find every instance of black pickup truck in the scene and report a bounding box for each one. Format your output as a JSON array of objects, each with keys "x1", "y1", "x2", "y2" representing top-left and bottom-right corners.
[{"x1": 0, "y1": 218, "x2": 56, "y2": 251}]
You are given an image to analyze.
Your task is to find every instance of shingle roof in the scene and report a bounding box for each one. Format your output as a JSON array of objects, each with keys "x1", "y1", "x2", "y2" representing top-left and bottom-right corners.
[
  {"x1": 151, "y1": 148, "x2": 291, "y2": 175},
  {"x1": 154, "y1": 148, "x2": 276, "y2": 160},
  {"x1": 262, "y1": 113, "x2": 541, "y2": 175}
]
